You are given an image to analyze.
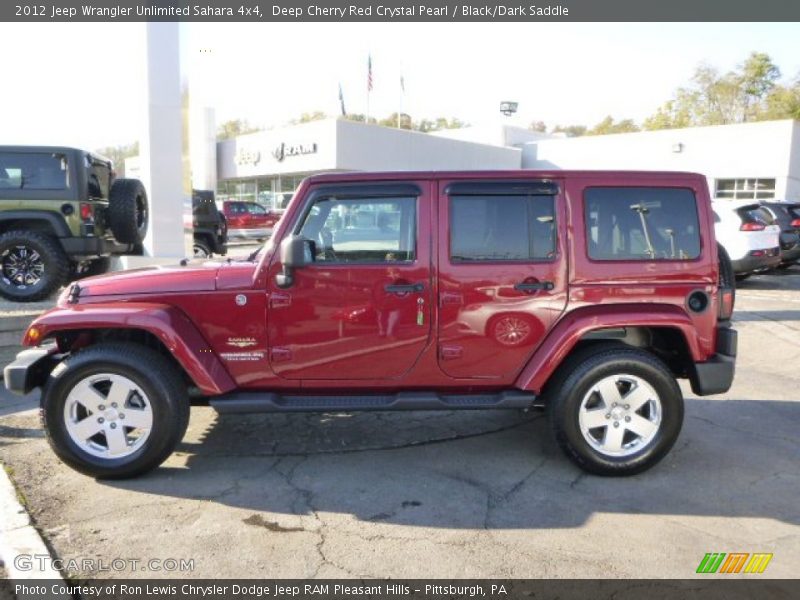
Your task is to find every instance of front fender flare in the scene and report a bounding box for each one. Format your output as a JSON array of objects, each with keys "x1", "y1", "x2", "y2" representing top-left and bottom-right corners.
[
  {"x1": 24, "y1": 302, "x2": 236, "y2": 395},
  {"x1": 514, "y1": 304, "x2": 703, "y2": 394}
]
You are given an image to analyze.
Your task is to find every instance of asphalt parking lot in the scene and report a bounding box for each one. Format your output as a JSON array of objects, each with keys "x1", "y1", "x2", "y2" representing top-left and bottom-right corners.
[{"x1": 0, "y1": 267, "x2": 798, "y2": 579}]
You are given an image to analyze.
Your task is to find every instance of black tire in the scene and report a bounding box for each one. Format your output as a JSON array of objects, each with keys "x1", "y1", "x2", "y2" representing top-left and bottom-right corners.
[
  {"x1": 735, "y1": 273, "x2": 750, "y2": 282},
  {"x1": 108, "y1": 178, "x2": 148, "y2": 244},
  {"x1": 0, "y1": 230, "x2": 69, "y2": 302},
  {"x1": 41, "y1": 343, "x2": 190, "y2": 479},
  {"x1": 717, "y1": 243, "x2": 736, "y2": 304},
  {"x1": 547, "y1": 343, "x2": 684, "y2": 476},
  {"x1": 193, "y1": 239, "x2": 212, "y2": 258}
]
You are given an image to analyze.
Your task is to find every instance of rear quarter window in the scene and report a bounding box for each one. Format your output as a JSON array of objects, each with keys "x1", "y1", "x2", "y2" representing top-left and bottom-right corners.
[
  {"x1": 0, "y1": 151, "x2": 69, "y2": 190},
  {"x1": 585, "y1": 187, "x2": 701, "y2": 261}
]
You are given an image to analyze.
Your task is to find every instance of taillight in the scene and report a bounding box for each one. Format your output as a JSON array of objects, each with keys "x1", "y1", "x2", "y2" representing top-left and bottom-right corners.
[
  {"x1": 791, "y1": 218, "x2": 800, "y2": 228},
  {"x1": 740, "y1": 222, "x2": 765, "y2": 231},
  {"x1": 718, "y1": 288, "x2": 734, "y2": 320},
  {"x1": 80, "y1": 202, "x2": 93, "y2": 221}
]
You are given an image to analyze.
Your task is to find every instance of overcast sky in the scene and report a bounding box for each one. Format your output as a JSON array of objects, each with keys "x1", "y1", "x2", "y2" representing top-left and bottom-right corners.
[{"x1": 1, "y1": 22, "x2": 799, "y2": 149}]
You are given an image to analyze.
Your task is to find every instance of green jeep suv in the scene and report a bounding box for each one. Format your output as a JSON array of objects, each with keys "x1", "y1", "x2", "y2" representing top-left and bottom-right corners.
[{"x1": 0, "y1": 146, "x2": 148, "y2": 301}]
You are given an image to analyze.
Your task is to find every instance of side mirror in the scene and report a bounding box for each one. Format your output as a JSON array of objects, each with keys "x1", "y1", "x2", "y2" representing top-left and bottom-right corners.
[{"x1": 275, "y1": 235, "x2": 315, "y2": 288}]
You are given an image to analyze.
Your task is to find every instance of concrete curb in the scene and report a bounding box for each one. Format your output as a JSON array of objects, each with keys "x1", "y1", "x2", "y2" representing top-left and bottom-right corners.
[{"x1": 0, "y1": 462, "x2": 65, "y2": 585}]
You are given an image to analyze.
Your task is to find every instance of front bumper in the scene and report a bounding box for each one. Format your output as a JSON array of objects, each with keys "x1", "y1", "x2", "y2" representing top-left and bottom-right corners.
[
  {"x1": 3, "y1": 345, "x2": 61, "y2": 395},
  {"x1": 689, "y1": 326, "x2": 737, "y2": 396}
]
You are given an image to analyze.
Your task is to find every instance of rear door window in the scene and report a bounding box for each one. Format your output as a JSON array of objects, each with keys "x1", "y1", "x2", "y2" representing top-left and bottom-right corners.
[
  {"x1": 449, "y1": 194, "x2": 556, "y2": 262},
  {"x1": 0, "y1": 152, "x2": 69, "y2": 190},
  {"x1": 585, "y1": 187, "x2": 701, "y2": 261}
]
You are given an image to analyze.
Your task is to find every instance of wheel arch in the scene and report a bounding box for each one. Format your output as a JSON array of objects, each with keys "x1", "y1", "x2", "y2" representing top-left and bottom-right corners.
[
  {"x1": 515, "y1": 304, "x2": 702, "y2": 395},
  {"x1": 24, "y1": 302, "x2": 235, "y2": 396},
  {"x1": 0, "y1": 212, "x2": 72, "y2": 237}
]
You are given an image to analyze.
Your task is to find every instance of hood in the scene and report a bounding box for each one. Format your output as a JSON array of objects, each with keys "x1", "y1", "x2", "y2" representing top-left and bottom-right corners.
[{"x1": 76, "y1": 263, "x2": 222, "y2": 297}]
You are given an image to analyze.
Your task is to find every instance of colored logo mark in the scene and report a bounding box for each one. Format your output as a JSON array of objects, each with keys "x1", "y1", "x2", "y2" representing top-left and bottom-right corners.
[{"x1": 696, "y1": 552, "x2": 773, "y2": 574}]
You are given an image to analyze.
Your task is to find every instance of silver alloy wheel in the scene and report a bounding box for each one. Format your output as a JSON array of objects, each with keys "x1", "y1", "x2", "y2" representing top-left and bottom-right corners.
[
  {"x1": 193, "y1": 244, "x2": 210, "y2": 258},
  {"x1": 578, "y1": 373, "x2": 662, "y2": 457},
  {"x1": 63, "y1": 373, "x2": 153, "y2": 459},
  {"x1": 2, "y1": 245, "x2": 45, "y2": 287}
]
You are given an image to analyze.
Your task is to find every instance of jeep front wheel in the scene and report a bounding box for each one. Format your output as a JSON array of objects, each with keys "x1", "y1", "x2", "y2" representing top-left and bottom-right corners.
[
  {"x1": 41, "y1": 343, "x2": 190, "y2": 479},
  {"x1": 547, "y1": 343, "x2": 683, "y2": 476},
  {"x1": 0, "y1": 230, "x2": 69, "y2": 301}
]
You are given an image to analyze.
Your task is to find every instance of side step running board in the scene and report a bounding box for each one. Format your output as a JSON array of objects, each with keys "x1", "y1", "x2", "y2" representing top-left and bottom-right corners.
[{"x1": 209, "y1": 390, "x2": 538, "y2": 414}]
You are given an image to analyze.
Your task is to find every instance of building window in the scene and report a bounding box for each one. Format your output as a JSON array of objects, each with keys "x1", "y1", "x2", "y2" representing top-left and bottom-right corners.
[{"x1": 715, "y1": 178, "x2": 776, "y2": 200}]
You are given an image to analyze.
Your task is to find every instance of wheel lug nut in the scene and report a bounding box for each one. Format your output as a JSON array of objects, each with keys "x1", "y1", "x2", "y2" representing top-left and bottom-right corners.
[
  {"x1": 605, "y1": 413, "x2": 611, "y2": 419},
  {"x1": 110, "y1": 423, "x2": 117, "y2": 429},
  {"x1": 98, "y1": 405, "x2": 105, "y2": 411},
  {"x1": 111, "y1": 403, "x2": 117, "y2": 408},
  {"x1": 119, "y1": 413, "x2": 125, "y2": 419},
  {"x1": 612, "y1": 403, "x2": 617, "y2": 407},
  {"x1": 613, "y1": 422, "x2": 620, "y2": 428},
  {"x1": 624, "y1": 404, "x2": 630, "y2": 410},
  {"x1": 97, "y1": 417, "x2": 104, "y2": 424},
  {"x1": 625, "y1": 416, "x2": 631, "y2": 422}
]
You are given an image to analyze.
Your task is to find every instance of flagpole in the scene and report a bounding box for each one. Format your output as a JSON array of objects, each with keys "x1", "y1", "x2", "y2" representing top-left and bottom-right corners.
[
  {"x1": 397, "y1": 73, "x2": 403, "y2": 129},
  {"x1": 366, "y1": 53, "x2": 372, "y2": 124}
]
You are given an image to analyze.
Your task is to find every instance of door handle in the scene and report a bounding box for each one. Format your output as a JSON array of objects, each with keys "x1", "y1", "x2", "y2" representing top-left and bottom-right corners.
[
  {"x1": 514, "y1": 281, "x2": 554, "y2": 292},
  {"x1": 385, "y1": 282, "x2": 425, "y2": 294}
]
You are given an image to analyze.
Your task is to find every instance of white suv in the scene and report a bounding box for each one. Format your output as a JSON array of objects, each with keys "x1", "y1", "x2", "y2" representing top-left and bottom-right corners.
[{"x1": 712, "y1": 200, "x2": 781, "y2": 279}]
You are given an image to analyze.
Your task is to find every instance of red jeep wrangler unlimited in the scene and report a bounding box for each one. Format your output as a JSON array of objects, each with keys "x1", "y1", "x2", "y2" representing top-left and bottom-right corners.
[{"x1": 4, "y1": 171, "x2": 737, "y2": 479}]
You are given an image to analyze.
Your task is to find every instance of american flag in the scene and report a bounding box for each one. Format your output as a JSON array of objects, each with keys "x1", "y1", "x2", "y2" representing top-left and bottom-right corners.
[{"x1": 367, "y1": 54, "x2": 373, "y2": 92}]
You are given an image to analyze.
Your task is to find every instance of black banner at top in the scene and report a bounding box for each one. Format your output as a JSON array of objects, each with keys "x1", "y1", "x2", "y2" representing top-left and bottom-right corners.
[{"x1": 2, "y1": 0, "x2": 800, "y2": 22}]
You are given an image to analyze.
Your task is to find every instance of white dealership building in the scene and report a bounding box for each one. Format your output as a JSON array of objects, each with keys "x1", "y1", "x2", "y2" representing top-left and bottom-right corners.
[{"x1": 128, "y1": 117, "x2": 800, "y2": 207}]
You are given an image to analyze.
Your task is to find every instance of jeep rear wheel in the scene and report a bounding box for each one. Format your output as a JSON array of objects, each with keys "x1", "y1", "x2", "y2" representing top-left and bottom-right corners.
[
  {"x1": 41, "y1": 343, "x2": 190, "y2": 479},
  {"x1": 109, "y1": 178, "x2": 149, "y2": 244},
  {"x1": 0, "y1": 230, "x2": 69, "y2": 301},
  {"x1": 547, "y1": 343, "x2": 683, "y2": 476}
]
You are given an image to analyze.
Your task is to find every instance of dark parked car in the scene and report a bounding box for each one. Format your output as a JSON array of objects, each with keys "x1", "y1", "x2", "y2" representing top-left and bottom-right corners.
[
  {"x1": 759, "y1": 201, "x2": 800, "y2": 268},
  {"x1": 191, "y1": 190, "x2": 227, "y2": 258}
]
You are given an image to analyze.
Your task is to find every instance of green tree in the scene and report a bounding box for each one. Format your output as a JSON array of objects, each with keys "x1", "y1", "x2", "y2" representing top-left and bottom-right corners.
[
  {"x1": 343, "y1": 113, "x2": 378, "y2": 125},
  {"x1": 528, "y1": 120, "x2": 547, "y2": 133},
  {"x1": 588, "y1": 116, "x2": 640, "y2": 135},
  {"x1": 217, "y1": 119, "x2": 260, "y2": 140},
  {"x1": 643, "y1": 52, "x2": 788, "y2": 130},
  {"x1": 290, "y1": 111, "x2": 328, "y2": 124},
  {"x1": 95, "y1": 142, "x2": 139, "y2": 176},
  {"x1": 760, "y1": 79, "x2": 800, "y2": 120},
  {"x1": 551, "y1": 124, "x2": 588, "y2": 137}
]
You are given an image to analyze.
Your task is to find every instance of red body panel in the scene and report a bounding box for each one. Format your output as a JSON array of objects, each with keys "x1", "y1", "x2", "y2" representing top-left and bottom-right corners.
[
  {"x1": 514, "y1": 303, "x2": 703, "y2": 394},
  {"x1": 23, "y1": 170, "x2": 722, "y2": 396},
  {"x1": 26, "y1": 303, "x2": 236, "y2": 395}
]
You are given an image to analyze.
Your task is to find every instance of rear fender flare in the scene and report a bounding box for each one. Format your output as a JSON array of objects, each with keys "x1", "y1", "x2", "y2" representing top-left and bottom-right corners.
[
  {"x1": 515, "y1": 304, "x2": 702, "y2": 394},
  {"x1": 24, "y1": 302, "x2": 235, "y2": 395}
]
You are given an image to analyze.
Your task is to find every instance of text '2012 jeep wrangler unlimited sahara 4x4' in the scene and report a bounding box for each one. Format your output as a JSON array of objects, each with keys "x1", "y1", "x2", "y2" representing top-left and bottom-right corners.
[
  {"x1": 4, "y1": 171, "x2": 737, "y2": 479},
  {"x1": 0, "y1": 146, "x2": 148, "y2": 301}
]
